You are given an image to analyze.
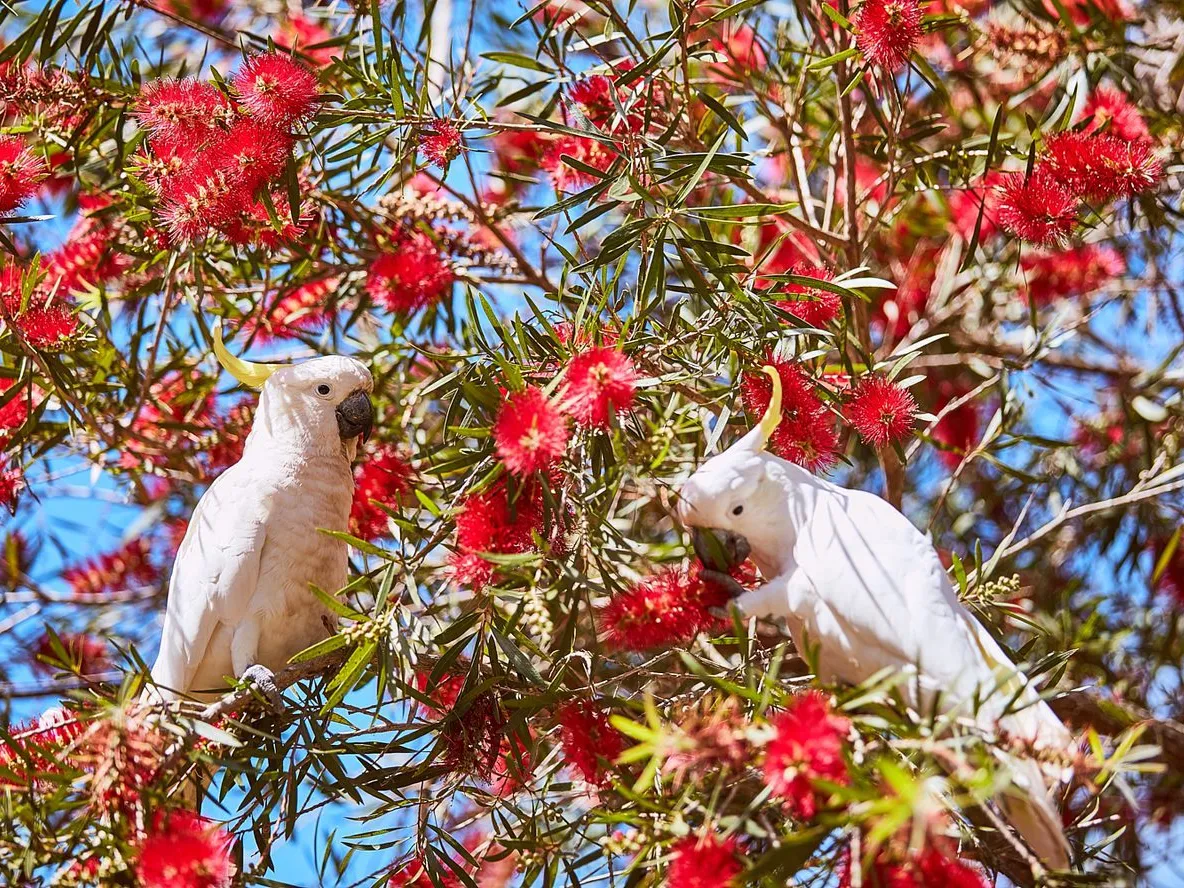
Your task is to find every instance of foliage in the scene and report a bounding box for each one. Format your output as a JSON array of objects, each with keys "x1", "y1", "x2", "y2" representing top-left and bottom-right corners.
[{"x1": 0, "y1": 0, "x2": 1181, "y2": 885}]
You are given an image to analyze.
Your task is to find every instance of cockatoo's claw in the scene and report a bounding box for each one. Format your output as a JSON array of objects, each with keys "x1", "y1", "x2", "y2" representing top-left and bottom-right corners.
[
  {"x1": 241, "y1": 664, "x2": 284, "y2": 713},
  {"x1": 699, "y1": 569, "x2": 747, "y2": 601},
  {"x1": 692, "y1": 527, "x2": 751, "y2": 571}
]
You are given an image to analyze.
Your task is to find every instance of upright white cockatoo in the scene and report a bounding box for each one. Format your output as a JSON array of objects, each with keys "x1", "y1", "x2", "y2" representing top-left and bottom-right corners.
[
  {"x1": 148, "y1": 323, "x2": 374, "y2": 707},
  {"x1": 676, "y1": 366, "x2": 1073, "y2": 869}
]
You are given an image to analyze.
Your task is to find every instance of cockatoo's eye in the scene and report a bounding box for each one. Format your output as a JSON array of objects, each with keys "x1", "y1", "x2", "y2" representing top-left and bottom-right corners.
[
  {"x1": 316, "y1": 383, "x2": 332, "y2": 397},
  {"x1": 732, "y1": 504, "x2": 744, "y2": 516}
]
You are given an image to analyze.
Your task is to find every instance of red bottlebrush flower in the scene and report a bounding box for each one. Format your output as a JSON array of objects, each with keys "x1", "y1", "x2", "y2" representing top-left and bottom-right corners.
[
  {"x1": 351, "y1": 444, "x2": 414, "y2": 540},
  {"x1": 244, "y1": 277, "x2": 337, "y2": 343},
  {"x1": 915, "y1": 848, "x2": 990, "y2": 888},
  {"x1": 492, "y1": 127, "x2": 548, "y2": 179},
  {"x1": 32, "y1": 631, "x2": 109, "y2": 677},
  {"x1": 1041, "y1": 0, "x2": 1131, "y2": 25},
  {"x1": 421, "y1": 119, "x2": 462, "y2": 168},
  {"x1": 136, "y1": 810, "x2": 234, "y2": 888},
  {"x1": 668, "y1": 834, "x2": 743, "y2": 888},
  {"x1": 0, "y1": 462, "x2": 23, "y2": 514},
  {"x1": 158, "y1": 166, "x2": 254, "y2": 243},
  {"x1": 449, "y1": 478, "x2": 565, "y2": 590},
  {"x1": 276, "y1": 13, "x2": 341, "y2": 67},
  {"x1": 1155, "y1": 538, "x2": 1184, "y2": 608},
  {"x1": 1042, "y1": 132, "x2": 1163, "y2": 201},
  {"x1": 1021, "y1": 243, "x2": 1124, "y2": 304},
  {"x1": 740, "y1": 362, "x2": 838, "y2": 472},
  {"x1": 0, "y1": 136, "x2": 47, "y2": 214},
  {"x1": 0, "y1": 377, "x2": 29, "y2": 446},
  {"x1": 558, "y1": 346, "x2": 637, "y2": 428},
  {"x1": 233, "y1": 52, "x2": 319, "y2": 129},
  {"x1": 0, "y1": 708, "x2": 84, "y2": 790},
  {"x1": 930, "y1": 380, "x2": 979, "y2": 469},
  {"x1": 414, "y1": 666, "x2": 469, "y2": 719},
  {"x1": 389, "y1": 858, "x2": 461, "y2": 888},
  {"x1": 213, "y1": 118, "x2": 294, "y2": 193},
  {"x1": 134, "y1": 79, "x2": 231, "y2": 143},
  {"x1": 995, "y1": 170, "x2": 1078, "y2": 246},
  {"x1": 569, "y1": 75, "x2": 616, "y2": 125},
  {"x1": 44, "y1": 223, "x2": 130, "y2": 294},
  {"x1": 853, "y1": 0, "x2": 923, "y2": 71},
  {"x1": 708, "y1": 23, "x2": 768, "y2": 81},
  {"x1": 490, "y1": 730, "x2": 533, "y2": 797},
  {"x1": 1081, "y1": 86, "x2": 1151, "y2": 144},
  {"x1": 540, "y1": 135, "x2": 617, "y2": 192},
  {"x1": 845, "y1": 376, "x2": 918, "y2": 448},
  {"x1": 159, "y1": 0, "x2": 229, "y2": 23},
  {"x1": 948, "y1": 172, "x2": 1005, "y2": 242},
  {"x1": 599, "y1": 566, "x2": 725, "y2": 652},
  {"x1": 62, "y1": 538, "x2": 158, "y2": 599},
  {"x1": 762, "y1": 690, "x2": 851, "y2": 819},
  {"x1": 366, "y1": 232, "x2": 455, "y2": 314},
  {"x1": 773, "y1": 263, "x2": 841, "y2": 327},
  {"x1": 557, "y1": 700, "x2": 624, "y2": 785},
  {"x1": 441, "y1": 691, "x2": 507, "y2": 782},
  {"x1": 493, "y1": 386, "x2": 570, "y2": 477}
]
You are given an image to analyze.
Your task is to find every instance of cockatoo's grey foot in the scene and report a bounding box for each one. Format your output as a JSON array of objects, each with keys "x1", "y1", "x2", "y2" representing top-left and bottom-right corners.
[
  {"x1": 241, "y1": 664, "x2": 284, "y2": 713},
  {"x1": 699, "y1": 569, "x2": 748, "y2": 601},
  {"x1": 692, "y1": 527, "x2": 751, "y2": 572}
]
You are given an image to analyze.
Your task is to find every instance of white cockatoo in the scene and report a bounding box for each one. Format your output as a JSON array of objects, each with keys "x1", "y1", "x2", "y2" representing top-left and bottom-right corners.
[
  {"x1": 676, "y1": 366, "x2": 1073, "y2": 869},
  {"x1": 148, "y1": 323, "x2": 374, "y2": 708}
]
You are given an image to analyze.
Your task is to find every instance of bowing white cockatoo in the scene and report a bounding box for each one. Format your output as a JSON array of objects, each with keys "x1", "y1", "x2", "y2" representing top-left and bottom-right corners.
[
  {"x1": 148, "y1": 322, "x2": 374, "y2": 708},
  {"x1": 676, "y1": 366, "x2": 1073, "y2": 870}
]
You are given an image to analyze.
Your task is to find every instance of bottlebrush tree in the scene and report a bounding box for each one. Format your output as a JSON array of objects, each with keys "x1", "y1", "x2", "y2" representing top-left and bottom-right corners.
[{"x1": 0, "y1": 0, "x2": 1181, "y2": 886}]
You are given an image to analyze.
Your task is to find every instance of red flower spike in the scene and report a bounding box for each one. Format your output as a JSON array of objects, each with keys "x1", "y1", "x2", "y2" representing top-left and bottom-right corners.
[
  {"x1": 420, "y1": 119, "x2": 462, "y2": 168},
  {"x1": 0, "y1": 378, "x2": 29, "y2": 446},
  {"x1": 668, "y1": 834, "x2": 744, "y2": 888},
  {"x1": 845, "y1": 376, "x2": 918, "y2": 448},
  {"x1": 449, "y1": 478, "x2": 565, "y2": 590},
  {"x1": 134, "y1": 79, "x2": 231, "y2": 143},
  {"x1": 351, "y1": 444, "x2": 414, "y2": 541},
  {"x1": 62, "y1": 538, "x2": 158, "y2": 599},
  {"x1": 540, "y1": 135, "x2": 617, "y2": 192},
  {"x1": 853, "y1": 0, "x2": 923, "y2": 71},
  {"x1": 1081, "y1": 86, "x2": 1151, "y2": 144},
  {"x1": 559, "y1": 346, "x2": 637, "y2": 428},
  {"x1": 32, "y1": 631, "x2": 109, "y2": 677},
  {"x1": 493, "y1": 386, "x2": 570, "y2": 477},
  {"x1": 1042, "y1": 132, "x2": 1163, "y2": 201},
  {"x1": 233, "y1": 52, "x2": 319, "y2": 129},
  {"x1": 916, "y1": 848, "x2": 990, "y2": 888},
  {"x1": 0, "y1": 136, "x2": 47, "y2": 215},
  {"x1": 599, "y1": 566, "x2": 726, "y2": 652},
  {"x1": 366, "y1": 232, "x2": 455, "y2": 314},
  {"x1": 0, "y1": 462, "x2": 23, "y2": 514},
  {"x1": 995, "y1": 170, "x2": 1078, "y2": 246},
  {"x1": 773, "y1": 262, "x2": 841, "y2": 327},
  {"x1": 762, "y1": 690, "x2": 851, "y2": 819},
  {"x1": 1021, "y1": 243, "x2": 1124, "y2": 304},
  {"x1": 136, "y1": 810, "x2": 234, "y2": 888},
  {"x1": 276, "y1": 14, "x2": 341, "y2": 68},
  {"x1": 557, "y1": 700, "x2": 625, "y2": 785},
  {"x1": 244, "y1": 277, "x2": 337, "y2": 344},
  {"x1": 214, "y1": 118, "x2": 294, "y2": 193},
  {"x1": 740, "y1": 362, "x2": 838, "y2": 472}
]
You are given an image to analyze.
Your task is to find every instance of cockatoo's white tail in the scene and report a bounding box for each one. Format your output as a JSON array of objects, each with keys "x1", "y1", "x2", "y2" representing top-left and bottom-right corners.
[{"x1": 998, "y1": 755, "x2": 1072, "y2": 869}]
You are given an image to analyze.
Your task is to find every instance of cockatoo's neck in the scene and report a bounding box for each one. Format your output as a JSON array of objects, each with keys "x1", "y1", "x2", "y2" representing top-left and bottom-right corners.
[
  {"x1": 243, "y1": 389, "x2": 357, "y2": 465},
  {"x1": 747, "y1": 454, "x2": 827, "y2": 574}
]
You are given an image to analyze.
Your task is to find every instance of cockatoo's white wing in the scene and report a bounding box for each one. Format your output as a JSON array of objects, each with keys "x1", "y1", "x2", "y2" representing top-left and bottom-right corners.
[
  {"x1": 791, "y1": 485, "x2": 991, "y2": 699},
  {"x1": 149, "y1": 461, "x2": 267, "y2": 700},
  {"x1": 791, "y1": 484, "x2": 1072, "y2": 868}
]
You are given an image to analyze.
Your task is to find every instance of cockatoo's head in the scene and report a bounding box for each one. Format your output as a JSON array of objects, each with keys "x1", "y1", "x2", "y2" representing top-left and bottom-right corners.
[
  {"x1": 675, "y1": 366, "x2": 787, "y2": 570},
  {"x1": 213, "y1": 321, "x2": 375, "y2": 460}
]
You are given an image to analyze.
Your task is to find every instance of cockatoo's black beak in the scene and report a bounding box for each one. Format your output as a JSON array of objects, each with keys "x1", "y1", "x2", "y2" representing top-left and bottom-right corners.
[
  {"x1": 691, "y1": 527, "x2": 751, "y2": 572},
  {"x1": 336, "y1": 390, "x2": 374, "y2": 443}
]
